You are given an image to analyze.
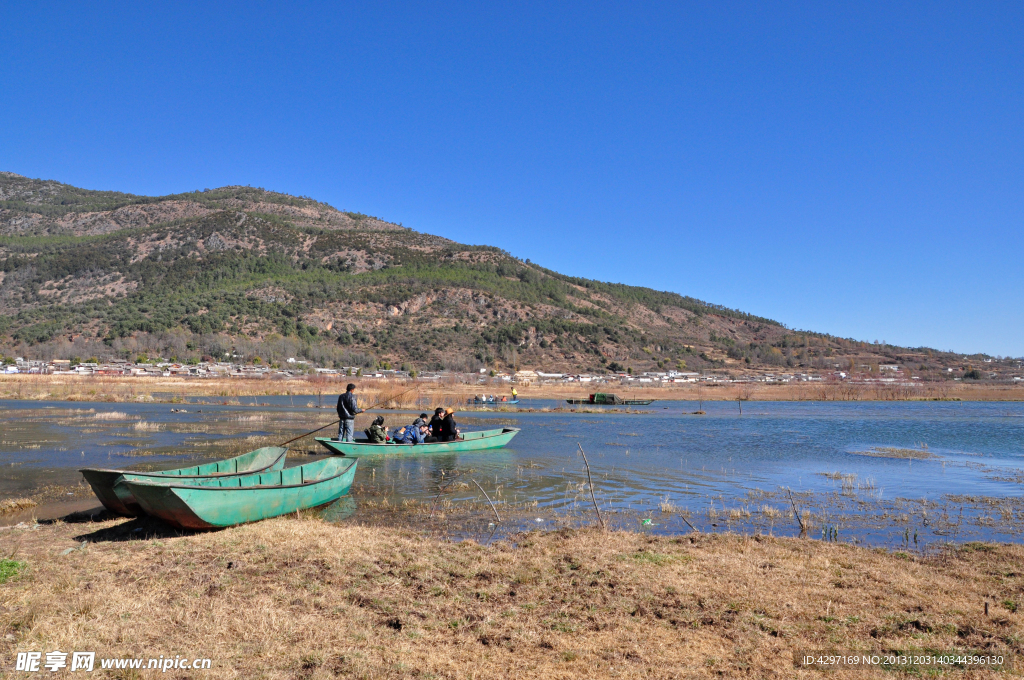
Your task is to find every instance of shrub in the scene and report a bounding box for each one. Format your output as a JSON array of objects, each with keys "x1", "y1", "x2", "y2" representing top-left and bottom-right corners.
[{"x1": 0, "y1": 559, "x2": 25, "y2": 584}]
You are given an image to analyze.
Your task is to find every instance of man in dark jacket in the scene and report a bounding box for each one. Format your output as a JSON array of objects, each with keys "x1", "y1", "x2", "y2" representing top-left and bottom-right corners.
[
  {"x1": 428, "y1": 407, "x2": 445, "y2": 439},
  {"x1": 439, "y1": 408, "x2": 460, "y2": 442},
  {"x1": 336, "y1": 383, "x2": 363, "y2": 442}
]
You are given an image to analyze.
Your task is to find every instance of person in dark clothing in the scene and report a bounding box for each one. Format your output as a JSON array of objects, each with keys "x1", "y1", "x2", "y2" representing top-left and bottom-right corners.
[
  {"x1": 336, "y1": 383, "x2": 363, "y2": 442},
  {"x1": 439, "y1": 408, "x2": 460, "y2": 442},
  {"x1": 428, "y1": 408, "x2": 445, "y2": 440}
]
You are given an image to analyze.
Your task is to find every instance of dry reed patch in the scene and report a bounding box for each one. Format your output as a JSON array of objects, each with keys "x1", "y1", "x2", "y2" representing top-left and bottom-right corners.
[
  {"x1": 0, "y1": 498, "x2": 37, "y2": 515},
  {"x1": 851, "y1": 447, "x2": 935, "y2": 460},
  {"x1": 92, "y1": 411, "x2": 129, "y2": 420},
  {"x1": 0, "y1": 520, "x2": 1021, "y2": 679}
]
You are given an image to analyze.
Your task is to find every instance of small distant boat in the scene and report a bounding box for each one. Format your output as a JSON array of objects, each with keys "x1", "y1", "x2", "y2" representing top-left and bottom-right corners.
[
  {"x1": 122, "y1": 457, "x2": 358, "y2": 530},
  {"x1": 566, "y1": 393, "x2": 654, "y2": 406},
  {"x1": 80, "y1": 447, "x2": 288, "y2": 517},
  {"x1": 316, "y1": 427, "x2": 520, "y2": 456},
  {"x1": 468, "y1": 396, "x2": 520, "y2": 405}
]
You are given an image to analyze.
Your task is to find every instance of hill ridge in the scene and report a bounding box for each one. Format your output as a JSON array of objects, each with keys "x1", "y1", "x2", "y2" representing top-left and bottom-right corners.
[{"x1": 0, "y1": 172, "x2": 999, "y2": 378}]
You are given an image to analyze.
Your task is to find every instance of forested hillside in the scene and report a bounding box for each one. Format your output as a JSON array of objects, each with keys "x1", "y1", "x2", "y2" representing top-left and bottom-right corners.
[{"x1": 0, "y1": 172, "x2": 992, "y2": 377}]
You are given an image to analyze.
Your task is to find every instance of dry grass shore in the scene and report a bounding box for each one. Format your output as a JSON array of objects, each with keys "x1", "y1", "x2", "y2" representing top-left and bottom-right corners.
[
  {"x1": 0, "y1": 373, "x2": 1021, "y2": 405},
  {"x1": 1, "y1": 516, "x2": 1020, "y2": 678}
]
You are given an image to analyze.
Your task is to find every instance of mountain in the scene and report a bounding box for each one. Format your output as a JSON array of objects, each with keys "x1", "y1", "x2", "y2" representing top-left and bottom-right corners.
[{"x1": 0, "y1": 172, "x2": 995, "y2": 377}]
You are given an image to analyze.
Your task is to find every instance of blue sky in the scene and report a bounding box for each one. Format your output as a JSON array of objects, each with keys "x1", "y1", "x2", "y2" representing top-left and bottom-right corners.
[{"x1": 2, "y1": 2, "x2": 1021, "y2": 356}]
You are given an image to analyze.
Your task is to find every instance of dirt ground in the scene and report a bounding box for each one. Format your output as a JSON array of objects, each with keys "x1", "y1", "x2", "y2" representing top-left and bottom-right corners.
[{"x1": 0, "y1": 515, "x2": 1020, "y2": 678}]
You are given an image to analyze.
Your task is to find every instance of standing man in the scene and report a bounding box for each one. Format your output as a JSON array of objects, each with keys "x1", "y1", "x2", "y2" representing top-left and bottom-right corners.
[
  {"x1": 511, "y1": 386, "x2": 518, "y2": 401},
  {"x1": 336, "y1": 383, "x2": 363, "y2": 442}
]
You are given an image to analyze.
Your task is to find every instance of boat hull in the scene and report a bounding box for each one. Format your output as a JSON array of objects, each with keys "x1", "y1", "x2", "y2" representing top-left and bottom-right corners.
[
  {"x1": 566, "y1": 394, "x2": 654, "y2": 406},
  {"x1": 123, "y1": 458, "x2": 357, "y2": 530},
  {"x1": 80, "y1": 447, "x2": 288, "y2": 517},
  {"x1": 468, "y1": 399, "x2": 520, "y2": 405},
  {"x1": 315, "y1": 427, "x2": 519, "y2": 456}
]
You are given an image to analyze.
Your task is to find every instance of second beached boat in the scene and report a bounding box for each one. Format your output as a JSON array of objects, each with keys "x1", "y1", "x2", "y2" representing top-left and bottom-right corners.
[
  {"x1": 80, "y1": 446, "x2": 288, "y2": 517},
  {"x1": 122, "y1": 457, "x2": 358, "y2": 530}
]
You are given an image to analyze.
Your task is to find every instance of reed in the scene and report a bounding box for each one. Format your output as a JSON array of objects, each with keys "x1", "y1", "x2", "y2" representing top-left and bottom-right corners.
[
  {"x1": 1, "y1": 373, "x2": 1020, "y2": 405},
  {"x1": 0, "y1": 498, "x2": 37, "y2": 515},
  {"x1": 92, "y1": 411, "x2": 129, "y2": 420}
]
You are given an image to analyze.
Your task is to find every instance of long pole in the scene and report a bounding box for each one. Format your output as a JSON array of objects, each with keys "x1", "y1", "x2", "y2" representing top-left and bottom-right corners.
[
  {"x1": 578, "y1": 443, "x2": 606, "y2": 529},
  {"x1": 277, "y1": 384, "x2": 421, "y2": 447}
]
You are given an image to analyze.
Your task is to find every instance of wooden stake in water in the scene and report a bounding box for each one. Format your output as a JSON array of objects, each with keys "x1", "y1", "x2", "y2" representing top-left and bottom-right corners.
[
  {"x1": 787, "y1": 488, "x2": 807, "y2": 538},
  {"x1": 473, "y1": 479, "x2": 501, "y2": 523},
  {"x1": 578, "y1": 443, "x2": 606, "y2": 530}
]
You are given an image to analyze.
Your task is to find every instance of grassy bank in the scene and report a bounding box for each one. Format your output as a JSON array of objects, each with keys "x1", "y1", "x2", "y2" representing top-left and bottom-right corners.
[
  {"x1": 0, "y1": 373, "x2": 1021, "y2": 404},
  {"x1": 1, "y1": 517, "x2": 1020, "y2": 678}
]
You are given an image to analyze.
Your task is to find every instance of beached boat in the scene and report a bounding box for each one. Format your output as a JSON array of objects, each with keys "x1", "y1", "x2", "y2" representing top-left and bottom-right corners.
[
  {"x1": 122, "y1": 457, "x2": 357, "y2": 530},
  {"x1": 80, "y1": 447, "x2": 288, "y2": 517},
  {"x1": 566, "y1": 393, "x2": 654, "y2": 406},
  {"x1": 315, "y1": 427, "x2": 519, "y2": 456}
]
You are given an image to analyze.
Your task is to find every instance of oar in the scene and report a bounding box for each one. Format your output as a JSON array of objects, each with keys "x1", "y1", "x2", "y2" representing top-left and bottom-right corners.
[{"x1": 277, "y1": 385, "x2": 422, "y2": 447}]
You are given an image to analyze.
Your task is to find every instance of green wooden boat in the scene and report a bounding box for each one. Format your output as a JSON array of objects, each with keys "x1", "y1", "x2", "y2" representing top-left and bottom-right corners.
[
  {"x1": 80, "y1": 447, "x2": 288, "y2": 517},
  {"x1": 566, "y1": 393, "x2": 654, "y2": 406},
  {"x1": 315, "y1": 427, "x2": 519, "y2": 456},
  {"x1": 122, "y1": 457, "x2": 358, "y2": 530}
]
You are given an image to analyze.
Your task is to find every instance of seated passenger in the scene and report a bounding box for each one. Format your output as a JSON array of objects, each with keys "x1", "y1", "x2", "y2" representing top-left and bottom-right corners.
[
  {"x1": 439, "y1": 408, "x2": 461, "y2": 441},
  {"x1": 428, "y1": 408, "x2": 445, "y2": 439},
  {"x1": 394, "y1": 425, "x2": 426, "y2": 444},
  {"x1": 365, "y1": 416, "x2": 388, "y2": 443}
]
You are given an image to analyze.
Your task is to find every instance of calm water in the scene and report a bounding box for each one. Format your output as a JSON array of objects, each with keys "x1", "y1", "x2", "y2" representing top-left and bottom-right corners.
[{"x1": 2, "y1": 398, "x2": 1023, "y2": 545}]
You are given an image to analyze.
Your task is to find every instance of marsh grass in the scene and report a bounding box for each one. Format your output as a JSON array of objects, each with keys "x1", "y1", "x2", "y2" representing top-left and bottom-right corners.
[
  {"x1": 92, "y1": 411, "x2": 129, "y2": 420},
  {"x1": 1, "y1": 519, "x2": 1021, "y2": 678},
  {"x1": 853, "y1": 446, "x2": 935, "y2": 460},
  {"x1": 2, "y1": 373, "x2": 1019, "y2": 406},
  {"x1": 0, "y1": 498, "x2": 37, "y2": 515}
]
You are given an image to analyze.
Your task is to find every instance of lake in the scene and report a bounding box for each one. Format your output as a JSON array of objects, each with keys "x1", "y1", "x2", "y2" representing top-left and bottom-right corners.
[{"x1": 2, "y1": 398, "x2": 1022, "y2": 547}]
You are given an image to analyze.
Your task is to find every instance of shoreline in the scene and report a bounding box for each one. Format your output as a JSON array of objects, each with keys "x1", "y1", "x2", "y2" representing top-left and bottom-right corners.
[{"x1": 1, "y1": 373, "x2": 1022, "y2": 404}]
